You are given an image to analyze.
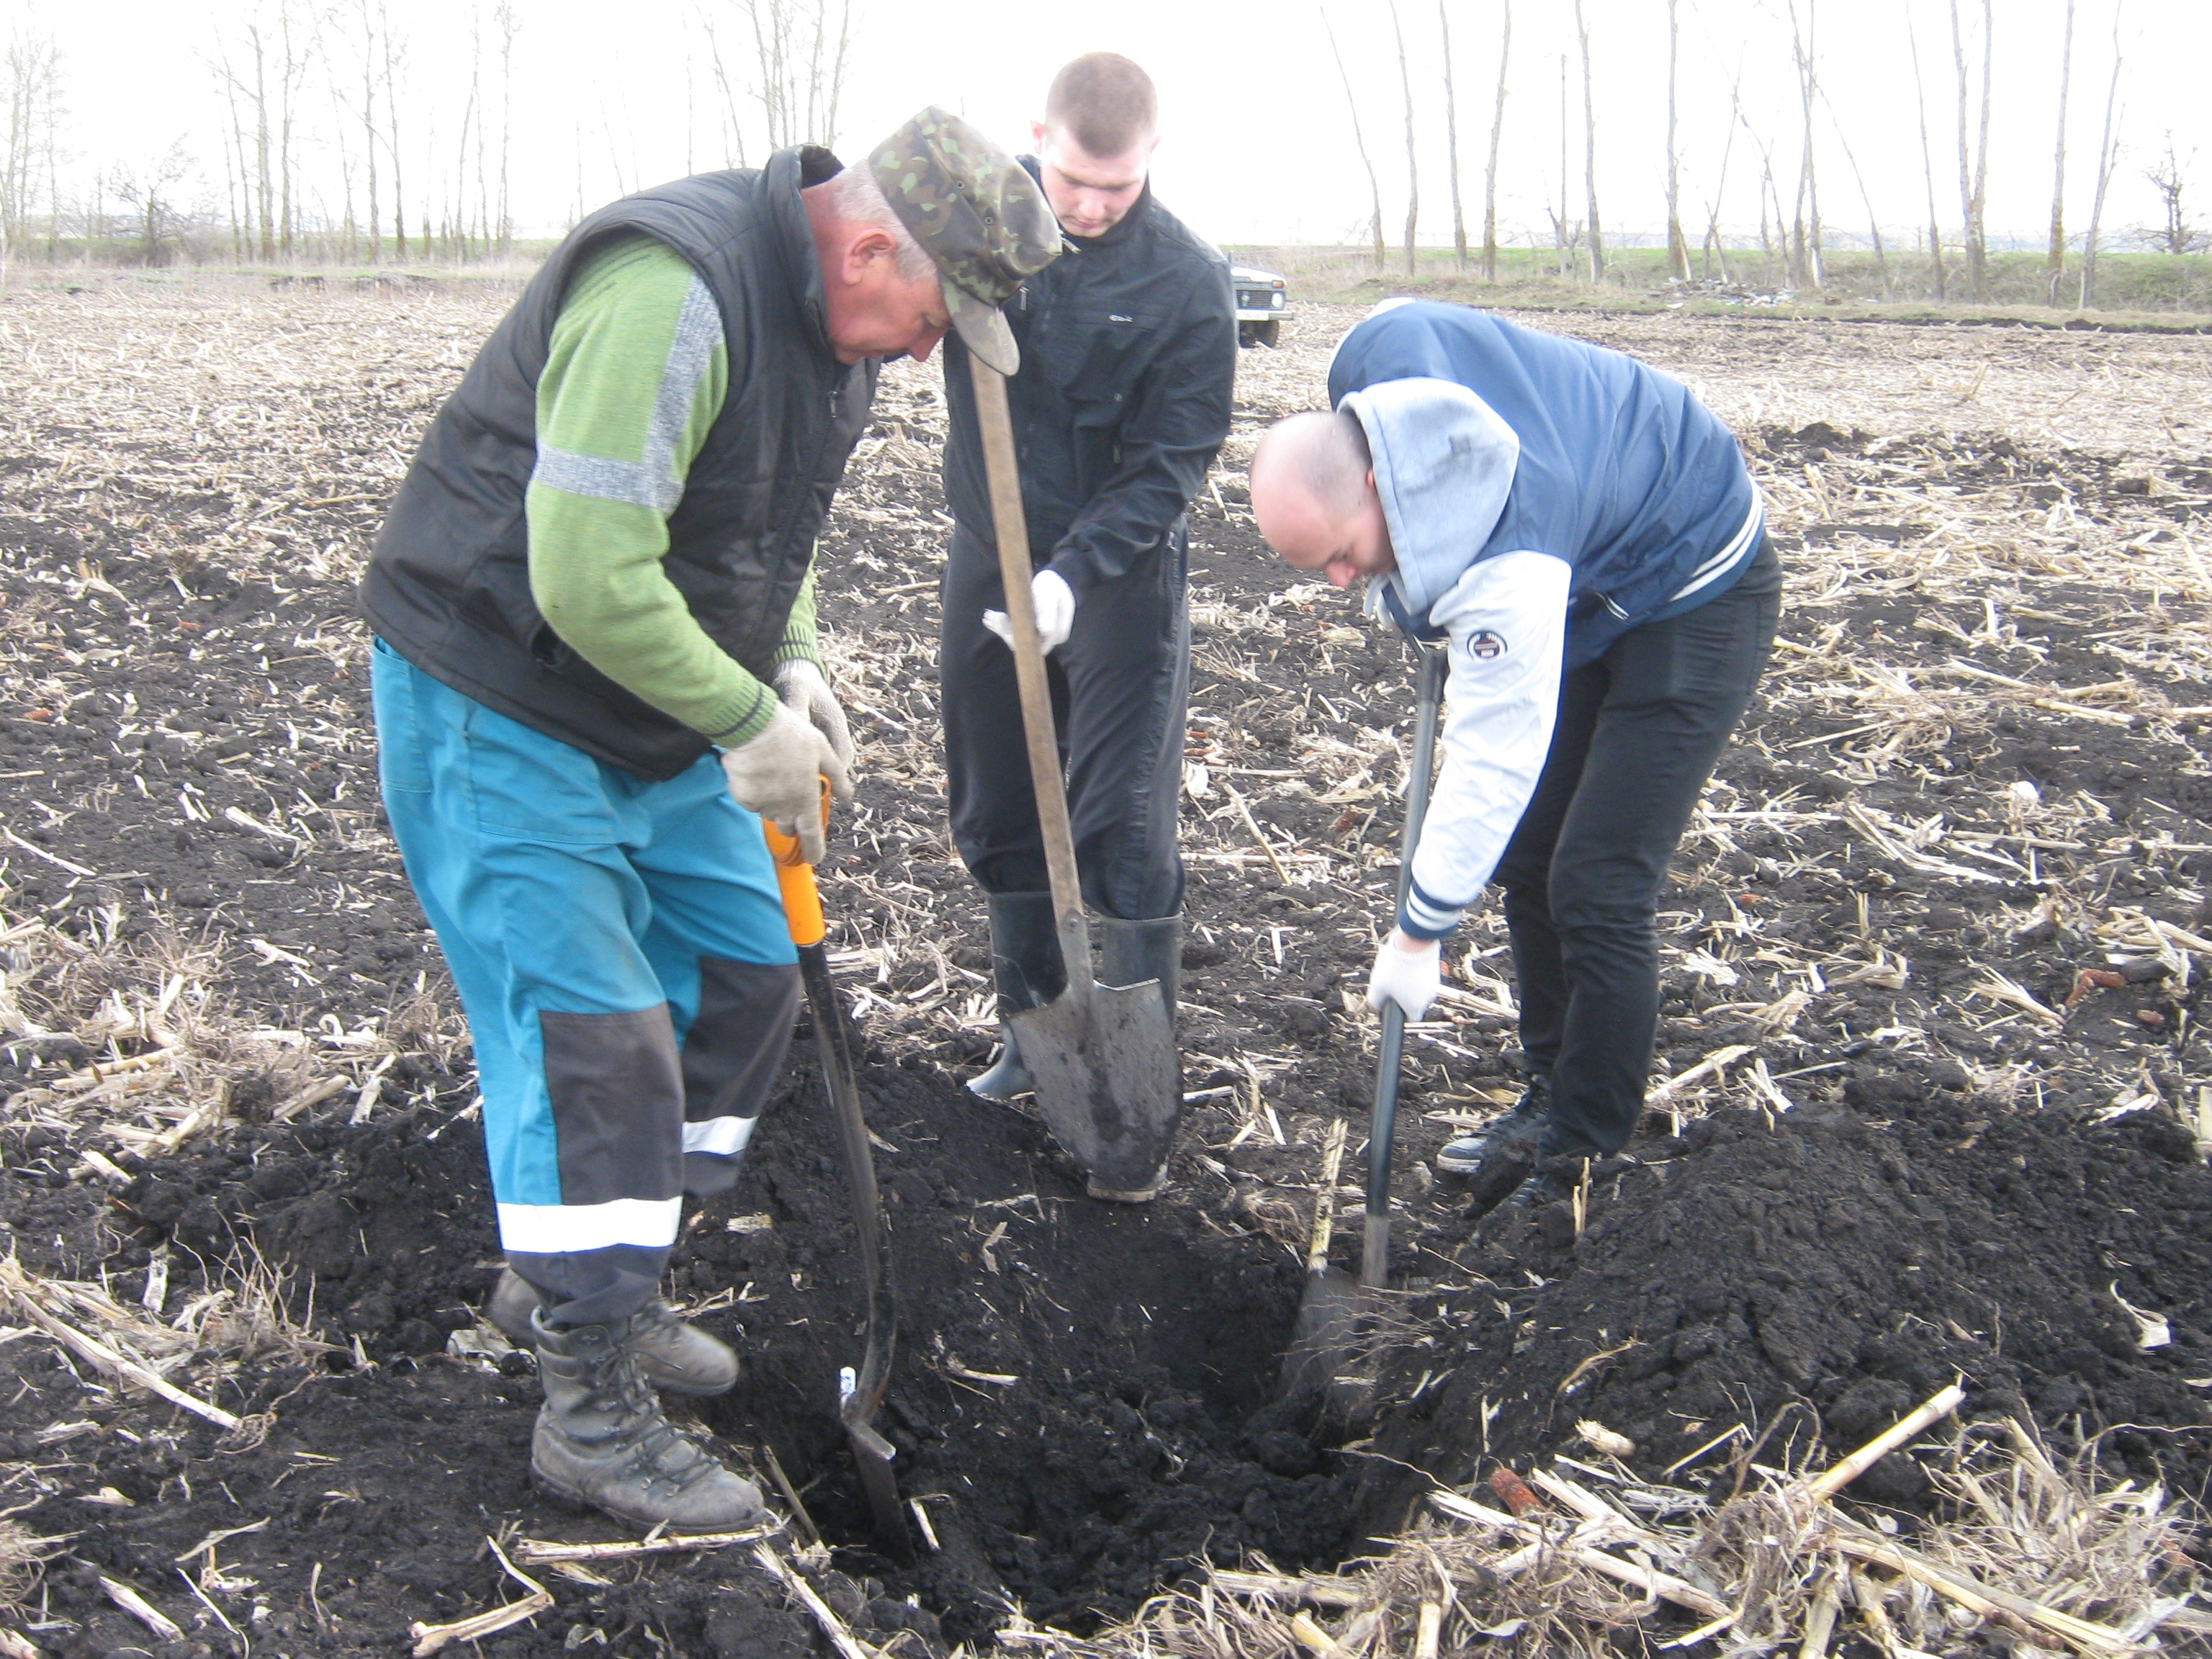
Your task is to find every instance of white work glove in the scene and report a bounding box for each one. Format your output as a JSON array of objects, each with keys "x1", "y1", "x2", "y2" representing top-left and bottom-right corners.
[
  {"x1": 1367, "y1": 929, "x2": 1442, "y2": 1020},
  {"x1": 983, "y1": 569, "x2": 1076, "y2": 655},
  {"x1": 772, "y1": 658, "x2": 855, "y2": 773},
  {"x1": 719, "y1": 704, "x2": 850, "y2": 866}
]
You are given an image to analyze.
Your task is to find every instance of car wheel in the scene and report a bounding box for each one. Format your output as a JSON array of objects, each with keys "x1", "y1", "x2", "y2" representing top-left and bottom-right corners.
[
  {"x1": 1255, "y1": 320, "x2": 1281, "y2": 349},
  {"x1": 1238, "y1": 322, "x2": 1259, "y2": 349}
]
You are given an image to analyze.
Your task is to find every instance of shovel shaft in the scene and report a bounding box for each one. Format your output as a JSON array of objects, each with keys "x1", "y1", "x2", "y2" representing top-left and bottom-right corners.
[
  {"x1": 1362, "y1": 643, "x2": 1449, "y2": 1289},
  {"x1": 764, "y1": 814, "x2": 908, "y2": 1552},
  {"x1": 968, "y1": 357, "x2": 1094, "y2": 992}
]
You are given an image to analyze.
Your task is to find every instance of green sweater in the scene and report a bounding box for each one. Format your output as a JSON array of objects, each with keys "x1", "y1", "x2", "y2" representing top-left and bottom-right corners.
[{"x1": 526, "y1": 234, "x2": 820, "y2": 748}]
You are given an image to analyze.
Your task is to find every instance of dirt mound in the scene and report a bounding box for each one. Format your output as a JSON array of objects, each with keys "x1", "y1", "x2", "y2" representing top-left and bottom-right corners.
[{"x1": 1352, "y1": 1087, "x2": 2212, "y2": 1542}]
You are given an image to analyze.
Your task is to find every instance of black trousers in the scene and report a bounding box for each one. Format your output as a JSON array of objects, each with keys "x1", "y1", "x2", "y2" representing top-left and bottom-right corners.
[
  {"x1": 1493, "y1": 544, "x2": 1783, "y2": 1160},
  {"x1": 939, "y1": 521, "x2": 1188, "y2": 921}
]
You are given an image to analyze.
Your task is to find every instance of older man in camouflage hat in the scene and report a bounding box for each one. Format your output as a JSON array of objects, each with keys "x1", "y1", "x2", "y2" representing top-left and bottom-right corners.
[{"x1": 360, "y1": 110, "x2": 1056, "y2": 1531}]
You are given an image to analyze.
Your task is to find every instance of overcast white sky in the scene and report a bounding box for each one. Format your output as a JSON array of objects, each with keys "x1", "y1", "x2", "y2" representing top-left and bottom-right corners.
[{"x1": 22, "y1": 0, "x2": 2212, "y2": 253}]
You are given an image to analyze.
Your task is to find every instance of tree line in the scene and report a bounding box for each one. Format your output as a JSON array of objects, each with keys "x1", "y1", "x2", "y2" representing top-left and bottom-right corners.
[
  {"x1": 1328, "y1": 0, "x2": 2201, "y2": 310},
  {"x1": 0, "y1": 0, "x2": 853, "y2": 275},
  {"x1": 0, "y1": 0, "x2": 2203, "y2": 308}
]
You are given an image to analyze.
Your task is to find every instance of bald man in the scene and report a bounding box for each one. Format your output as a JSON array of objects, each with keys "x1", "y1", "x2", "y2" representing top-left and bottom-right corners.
[{"x1": 1250, "y1": 300, "x2": 1781, "y2": 1208}]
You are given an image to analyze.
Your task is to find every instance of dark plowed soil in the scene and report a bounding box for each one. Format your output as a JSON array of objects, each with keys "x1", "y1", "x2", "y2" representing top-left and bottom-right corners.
[
  {"x1": 4, "y1": 293, "x2": 2211, "y2": 1654},
  {"x1": 0, "y1": 1051, "x2": 1335, "y2": 1654},
  {"x1": 1353, "y1": 1093, "x2": 2212, "y2": 1545}
]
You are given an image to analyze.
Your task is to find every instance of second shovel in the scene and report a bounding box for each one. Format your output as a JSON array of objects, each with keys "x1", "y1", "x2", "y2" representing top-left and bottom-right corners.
[
  {"x1": 966, "y1": 356, "x2": 1182, "y2": 1202},
  {"x1": 763, "y1": 795, "x2": 907, "y2": 1554}
]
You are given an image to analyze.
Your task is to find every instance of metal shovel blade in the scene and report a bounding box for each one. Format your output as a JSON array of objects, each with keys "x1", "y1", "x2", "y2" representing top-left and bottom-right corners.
[
  {"x1": 1009, "y1": 976, "x2": 1180, "y2": 1201},
  {"x1": 1279, "y1": 1262, "x2": 1365, "y2": 1404}
]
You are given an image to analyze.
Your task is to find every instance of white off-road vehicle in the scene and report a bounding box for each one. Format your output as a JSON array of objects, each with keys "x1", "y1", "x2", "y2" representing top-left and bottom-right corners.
[{"x1": 1232, "y1": 264, "x2": 1287, "y2": 348}]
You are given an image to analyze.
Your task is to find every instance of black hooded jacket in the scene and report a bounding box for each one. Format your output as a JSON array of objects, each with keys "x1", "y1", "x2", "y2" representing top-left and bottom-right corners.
[
  {"x1": 939, "y1": 165, "x2": 1235, "y2": 593},
  {"x1": 361, "y1": 146, "x2": 875, "y2": 779}
]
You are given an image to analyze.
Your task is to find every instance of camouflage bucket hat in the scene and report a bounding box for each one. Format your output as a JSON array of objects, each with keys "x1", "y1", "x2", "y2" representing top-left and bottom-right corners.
[{"x1": 871, "y1": 107, "x2": 1063, "y2": 375}]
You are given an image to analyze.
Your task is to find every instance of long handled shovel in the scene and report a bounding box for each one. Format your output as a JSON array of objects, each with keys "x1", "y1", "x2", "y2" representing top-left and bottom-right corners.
[
  {"x1": 1362, "y1": 639, "x2": 1448, "y2": 1287},
  {"x1": 763, "y1": 795, "x2": 908, "y2": 1555},
  {"x1": 966, "y1": 358, "x2": 1182, "y2": 1202},
  {"x1": 1280, "y1": 641, "x2": 1447, "y2": 1404}
]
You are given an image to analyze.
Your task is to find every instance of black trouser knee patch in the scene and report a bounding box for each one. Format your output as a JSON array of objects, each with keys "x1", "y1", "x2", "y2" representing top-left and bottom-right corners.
[
  {"x1": 681, "y1": 958, "x2": 801, "y2": 1193},
  {"x1": 538, "y1": 1005, "x2": 684, "y2": 1206}
]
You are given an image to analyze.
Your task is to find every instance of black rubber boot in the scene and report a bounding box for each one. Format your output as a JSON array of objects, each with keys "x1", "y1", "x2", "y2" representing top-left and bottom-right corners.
[
  {"x1": 530, "y1": 1310, "x2": 768, "y2": 1532},
  {"x1": 1097, "y1": 913, "x2": 1182, "y2": 1028},
  {"x1": 968, "y1": 891, "x2": 1066, "y2": 1102},
  {"x1": 490, "y1": 1269, "x2": 737, "y2": 1396}
]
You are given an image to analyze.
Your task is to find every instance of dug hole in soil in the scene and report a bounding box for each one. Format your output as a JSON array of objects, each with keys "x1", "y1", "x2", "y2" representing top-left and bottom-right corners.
[{"x1": 2, "y1": 288, "x2": 2211, "y2": 1655}]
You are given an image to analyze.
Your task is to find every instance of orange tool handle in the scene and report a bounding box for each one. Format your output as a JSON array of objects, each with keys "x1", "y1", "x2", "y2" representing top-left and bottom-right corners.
[{"x1": 762, "y1": 777, "x2": 834, "y2": 948}]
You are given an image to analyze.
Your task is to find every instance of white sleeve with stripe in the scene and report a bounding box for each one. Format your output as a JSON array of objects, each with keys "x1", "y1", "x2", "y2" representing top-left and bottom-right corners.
[{"x1": 1401, "y1": 551, "x2": 1572, "y2": 938}]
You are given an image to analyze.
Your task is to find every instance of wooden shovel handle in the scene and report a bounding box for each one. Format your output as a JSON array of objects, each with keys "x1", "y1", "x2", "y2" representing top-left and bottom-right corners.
[{"x1": 968, "y1": 357, "x2": 1093, "y2": 991}]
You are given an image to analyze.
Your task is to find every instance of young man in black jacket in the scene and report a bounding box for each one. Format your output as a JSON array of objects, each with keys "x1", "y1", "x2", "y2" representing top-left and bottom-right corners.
[{"x1": 938, "y1": 54, "x2": 1237, "y2": 1113}]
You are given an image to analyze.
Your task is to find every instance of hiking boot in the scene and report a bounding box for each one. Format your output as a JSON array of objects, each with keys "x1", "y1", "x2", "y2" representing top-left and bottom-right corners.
[
  {"x1": 529, "y1": 1310, "x2": 768, "y2": 1532},
  {"x1": 1436, "y1": 1075, "x2": 1552, "y2": 1176},
  {"x1": 489, "y1": 1269, "x2": 737, "y2": 1397},
  {"x1": 968, "y1": 891, "x2": 1065, "y2": 1103}
]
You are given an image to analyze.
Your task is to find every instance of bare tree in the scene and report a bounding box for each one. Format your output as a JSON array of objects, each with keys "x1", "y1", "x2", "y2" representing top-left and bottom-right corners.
[
  {"x1": 1664, "y1": 0, "x2": 1689, "y2": 281},
  {"x1": 215, "y1": 6, "x2": 318, "y2": 262},
  {"x1": 1481, "y1": 0, "x2": 1509, "y2": 282},
  {"x1": 1697, "y1": 55, "x2": 1745, "y2": 283},
  {"x1": 1554, "y1": 52, "x2": 1570, "y2": 277},
  {"x1": 2078, "y1": 4, "x2": 2123, "y2": 307},
  {"x1": 2046, "y1": 0, "x2": 2075, "y2": 302},
  {"x1": 1950, "y1": 0, "x2": 1993, "y2": 301},
  {"x1": 1439, "y1": 0, "x2": 1465, "y2": 271},
  {"x1": 720, "y1": 0, "x2": 852, "y2": 152},
  {"x1": 379, "y1": 14, "x2": 409, "y2": 256},
  {"x1": 2136, "y1": 135, "x2": 2208, "y2": 255},
  {"x1": 1391, "y1": 1, "x2": 1418, "y2": 276},
  {"x1": 278, "y1": 6, "x2": 310, "y2": 255},
  {"x1": 1820, "y1": 86, "x2": 1887, "y2": 297},
  {"x1": 696, "y1": 4, "x2": 750, "y2": 167},
  {"x1": 1909, "y1": 17, "x2": 1946, "y2": 300},
  {"x1": 1572, "y1": 0, "x2": 1603, "y2": 282},
  {"x1": 1323, "y1": 9, "x2": 1386, "y2": 271},
  {"x1": 494, "y1": 0, "x2": 517, "y2": 251},
  {"x1": 451, "y1": 5, "x2": 480, "y2": 258},
  {"x1": 114, "y1": 140, "x2": 192, "y2": 266},
  {"x1": 1787, "y1": 0, "x2": 1823, "y2": 289},
  {"x1": 1, "y1": 28, "x2": 63, "y2": 272},
  {"x1": 1730, "y1": 81, "x2": 1785, "y2": 287}
]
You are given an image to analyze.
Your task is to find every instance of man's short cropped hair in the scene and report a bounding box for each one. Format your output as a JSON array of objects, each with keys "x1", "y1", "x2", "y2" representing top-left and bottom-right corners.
[{"x1": 1044, "y1": 53, "x2": 1159, "y2": 160}]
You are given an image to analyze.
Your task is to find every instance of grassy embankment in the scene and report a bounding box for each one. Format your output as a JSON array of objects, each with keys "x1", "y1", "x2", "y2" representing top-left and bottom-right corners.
[
  {"x1": 8, "y1": 239, "x2": 2208, "y2": 330},
  {"x1": 1226, "y1": 243, "x2": 2212, "y2": 331}
]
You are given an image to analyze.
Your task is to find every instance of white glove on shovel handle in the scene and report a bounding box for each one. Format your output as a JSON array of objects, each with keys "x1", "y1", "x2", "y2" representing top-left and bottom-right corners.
[
  {"x1": 983, "y1": 569, "x2": 1076, "y2": 654},
  {"x1": 773, "y1": 658, "x2": 855, "y2": 770},
  {"x1": 1367, "y1": 930, "x2": 1441, "y2": 1020},
  {"x1": 719, "y1": 704, "x2": 849, "y2": 865}
]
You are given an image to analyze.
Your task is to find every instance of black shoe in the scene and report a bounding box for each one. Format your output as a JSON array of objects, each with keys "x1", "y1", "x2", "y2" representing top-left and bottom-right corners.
[
  {"x1": 1436, "y1": 1074, "x2": 1552, "y2": 1176},
  {"x1": 1506, "y1": 1167, "x2": 1568, "y2": 1209}
]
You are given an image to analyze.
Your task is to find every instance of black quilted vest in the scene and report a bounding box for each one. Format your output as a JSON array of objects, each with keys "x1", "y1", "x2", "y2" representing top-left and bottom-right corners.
[{"x1": 360, "y1": 146, "x2": 876, "y2": 778}]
